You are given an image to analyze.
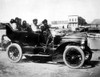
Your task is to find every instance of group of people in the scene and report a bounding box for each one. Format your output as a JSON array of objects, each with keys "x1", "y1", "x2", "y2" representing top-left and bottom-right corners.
[
  {"x1": 9, "y1": 17, "x2": 51, "y2": 44},
  {"x1": 10, "y1": 17, "x2": 50, "y2": 33}
]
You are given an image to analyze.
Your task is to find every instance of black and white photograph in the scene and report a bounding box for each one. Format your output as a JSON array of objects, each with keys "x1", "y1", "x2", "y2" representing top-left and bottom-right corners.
[{"x1": 0, "y1": 0, "x2": 100, "y2": 77}]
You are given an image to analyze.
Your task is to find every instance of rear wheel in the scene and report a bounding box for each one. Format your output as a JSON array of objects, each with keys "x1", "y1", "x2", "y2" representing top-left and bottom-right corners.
[
  {"x1": 63, "y1": 46, "x2": 85, "y2": 69},
  {"x1": 7, "y1": 43, "x2": 22, "y2": 63}
]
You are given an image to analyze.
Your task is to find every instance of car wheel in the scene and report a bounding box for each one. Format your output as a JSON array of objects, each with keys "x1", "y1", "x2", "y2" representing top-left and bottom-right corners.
[
  {"x1": 63, "y1": 46, "x2": 85, "y2": 69},
  {"x1": 7, "y1": 43, "x2": 22, "y2": 63}
]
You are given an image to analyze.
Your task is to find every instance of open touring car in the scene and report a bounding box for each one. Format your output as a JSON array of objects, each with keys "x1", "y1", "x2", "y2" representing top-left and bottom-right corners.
[{"x1": 3, "y1": 23, "x2": 93, "y2": 69}]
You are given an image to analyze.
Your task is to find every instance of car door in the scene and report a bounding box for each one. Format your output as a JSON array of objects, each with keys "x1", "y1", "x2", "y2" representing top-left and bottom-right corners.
[{"x1": 87, "y1": 28, "x2": 100, "y2": 50}]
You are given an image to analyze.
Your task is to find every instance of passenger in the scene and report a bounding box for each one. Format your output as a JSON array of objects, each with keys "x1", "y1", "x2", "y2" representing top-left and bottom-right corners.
[
  {"x1": 15, "y1": 17, "x2": 22, "y2": 31},
  {"x1": 10, "y1": 19, "x2": 18, "y2": 30},
  {"x1": 22, "y1": 20, "x2": 32, "y2": 32},
  {"x1": 31, "y1": 19, "x2": 40, "y2": 32},
  {"x1": 21, "y1": 20, "x2": 27, "y2": 31}
]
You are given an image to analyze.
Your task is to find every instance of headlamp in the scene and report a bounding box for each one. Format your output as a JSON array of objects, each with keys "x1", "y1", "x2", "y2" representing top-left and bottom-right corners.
[
  {"x1": 51, "y1": 30, "x2": 56, "y2": 37},
  {"x1": 81, "y1": 39, "x2": 85, "y2": 45}
]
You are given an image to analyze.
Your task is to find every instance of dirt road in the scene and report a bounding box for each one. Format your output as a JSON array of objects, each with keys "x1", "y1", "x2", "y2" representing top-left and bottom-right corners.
[{"x1": 0, "y1": 50, "x2": 100, "y2": 77}]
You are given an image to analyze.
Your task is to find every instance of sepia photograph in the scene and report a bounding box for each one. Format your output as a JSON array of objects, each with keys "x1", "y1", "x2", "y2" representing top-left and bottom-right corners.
[{"x1": 0, "y1": 0, "x2": 100, "y2": 77}]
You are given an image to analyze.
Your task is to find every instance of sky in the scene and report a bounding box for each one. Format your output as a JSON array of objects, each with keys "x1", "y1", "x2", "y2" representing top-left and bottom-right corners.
[{"x1": 0, "y1": 0, "x2": 100, "y2": 24}]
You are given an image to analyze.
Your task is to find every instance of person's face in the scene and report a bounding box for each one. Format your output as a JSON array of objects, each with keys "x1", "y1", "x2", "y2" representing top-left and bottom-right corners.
[
  {"x1": 23, "y1": 21, "x2": 26, "y2": 24},
  {"x1": 15, "y1": 18, "x2": 18, "y2": 23},
  {"x1": 44, "y1": 22, "x2": 47, "y2": 25},
  {"x1": 43, "y1": 21, "x2": 47, "y2": 25},
  {"x1": 33, "y1": 20, "x2": 37, "y2": 25}
]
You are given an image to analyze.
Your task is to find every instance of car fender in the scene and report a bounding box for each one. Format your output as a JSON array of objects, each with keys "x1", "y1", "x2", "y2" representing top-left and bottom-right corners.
[{"x1": 56, "y1": 41, "x2": 80, "y2": 54}]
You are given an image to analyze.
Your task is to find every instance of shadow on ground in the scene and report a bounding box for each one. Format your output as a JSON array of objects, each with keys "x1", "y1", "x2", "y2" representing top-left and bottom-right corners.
[
  {"x1": 21, "y1": 56, "x2": 52, "y2": 63},
  {"x1": 21, "y1": 56, "x2": 100, "y2": 69},
  {"x1": 82, "y1": 61, "x2": 100, "y2": 68}
]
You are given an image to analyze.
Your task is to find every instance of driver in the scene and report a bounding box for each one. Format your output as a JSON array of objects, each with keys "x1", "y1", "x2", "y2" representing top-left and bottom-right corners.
[
  {"x1": 41, "y1": 19, "x2": 51, "y2": 35},
  {"x1": 40, "y1": 19, "x2": 52, "y2": 44}
]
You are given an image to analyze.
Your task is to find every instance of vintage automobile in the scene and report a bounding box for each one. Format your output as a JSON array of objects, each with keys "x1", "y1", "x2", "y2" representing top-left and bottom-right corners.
[{"x1": 4, "y1": 23, "x2": 93, "y2": 69}]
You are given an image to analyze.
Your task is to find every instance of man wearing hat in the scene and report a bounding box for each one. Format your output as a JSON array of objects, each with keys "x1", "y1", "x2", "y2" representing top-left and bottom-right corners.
[{"x1": 31, "y1": 19, "x2": 40, "y2": 32}]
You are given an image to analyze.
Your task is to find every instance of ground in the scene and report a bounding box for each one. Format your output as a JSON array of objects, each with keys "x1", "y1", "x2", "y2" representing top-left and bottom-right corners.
[{"x1": 0, "y1": 49, "x2": 100, "y2": 77}]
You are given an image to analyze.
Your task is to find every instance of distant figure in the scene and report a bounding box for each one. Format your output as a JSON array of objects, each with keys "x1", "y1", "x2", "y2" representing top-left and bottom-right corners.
[
  {"x1": 62, "y1": 26, "x2": 64, "y2": 29},
  {"x1": 10, "y1": 19, "x2": 17, "y2": 30},
  {"x1": 31, "y1": 19, "x2": 40, "y2": 32}
]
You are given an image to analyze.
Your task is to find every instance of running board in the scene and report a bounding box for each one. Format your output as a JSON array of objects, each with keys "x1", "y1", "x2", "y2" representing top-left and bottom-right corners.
[
  {"x1": 23, "y1": 53, "x2": 51, "y2": 57},
  {"x1": 23, "y1": 46, "x2": 57, "y2": 51},
  {"x1": 23, "y1": 46, "x2": 45, "y2": 49}
]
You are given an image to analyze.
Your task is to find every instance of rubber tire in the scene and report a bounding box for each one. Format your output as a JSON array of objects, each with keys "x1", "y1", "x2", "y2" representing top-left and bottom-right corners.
[
  {"x1": 63, "y1": 46, "x2": 85, "y2": 69},
  {"x1": 7, "y1": 43, "x2": 23, "y2": 63}
]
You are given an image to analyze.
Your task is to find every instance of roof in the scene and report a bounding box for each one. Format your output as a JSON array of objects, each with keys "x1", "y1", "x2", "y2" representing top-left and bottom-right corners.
[
  {"x1": 51, "y1": 21, "x2": 68, "y2": 25},
  {"x1": 68, "y1": 15, "x2": 79, "y2": 17},
  {"x1": 91, "y1": 19, "x2": 100, "y2": 25}
]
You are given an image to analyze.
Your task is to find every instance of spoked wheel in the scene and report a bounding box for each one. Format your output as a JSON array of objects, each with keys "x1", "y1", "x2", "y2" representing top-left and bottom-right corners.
[
  {"x1": 7, "y1": 43, "x2": 22, "y2": 63},
  {"x1": 63, "y1": 46, "x2": 85, "y2": 69}
]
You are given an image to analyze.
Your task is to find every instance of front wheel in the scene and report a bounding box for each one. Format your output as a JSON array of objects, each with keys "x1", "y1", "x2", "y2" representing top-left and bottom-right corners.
[
  {"x1": 63, "y1": 46, "x2": 85, "y2": 69},
  {"x1": 7, "y1": 43, "x2": 23, "y2": 63}
]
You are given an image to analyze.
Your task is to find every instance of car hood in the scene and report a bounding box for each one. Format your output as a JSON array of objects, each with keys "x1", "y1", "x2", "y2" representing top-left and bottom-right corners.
[{"x1": 61, "y1": 32, "x2": 87, "y2": 43}]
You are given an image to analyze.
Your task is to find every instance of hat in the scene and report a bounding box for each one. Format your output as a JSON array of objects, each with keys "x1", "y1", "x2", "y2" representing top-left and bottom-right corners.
[
  {"x1": 42, "y1": 19, "x2": 47, "y2": 24},
  {"x1": 10, "y1": 19, "x2": 15, "y2": 23},
  {"x1": 33, "y1": 19, "x2": 37, "y2": 22}
]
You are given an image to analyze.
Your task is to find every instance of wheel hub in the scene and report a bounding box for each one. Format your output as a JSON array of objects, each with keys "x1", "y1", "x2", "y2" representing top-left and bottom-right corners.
[{"x1": 8, "y1": 47, "x2": 19, "y2": 60}]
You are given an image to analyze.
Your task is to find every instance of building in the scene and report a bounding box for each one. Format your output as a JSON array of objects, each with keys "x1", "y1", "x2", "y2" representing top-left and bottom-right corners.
[
  {"x1": 91, "y1": 19, "x2": 100, "y2": 27},
  {"x1": 68, "y1": 15, "x2": 87, "y2": 31},
  {"x1": 51, "y1": 20, "x2": 68, "y2": 28}
]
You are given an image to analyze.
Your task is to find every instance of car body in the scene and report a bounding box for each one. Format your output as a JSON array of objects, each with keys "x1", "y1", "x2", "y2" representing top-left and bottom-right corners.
[
  {"x1": 80, "y1": 27, "x2": 100, "y2": 50},
  {"x1": 87, "y1": 27, "x2": 100, "y2": 50},
  {"x1": 4, "y1": 23, "x2": 94, "y2": 69}
]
